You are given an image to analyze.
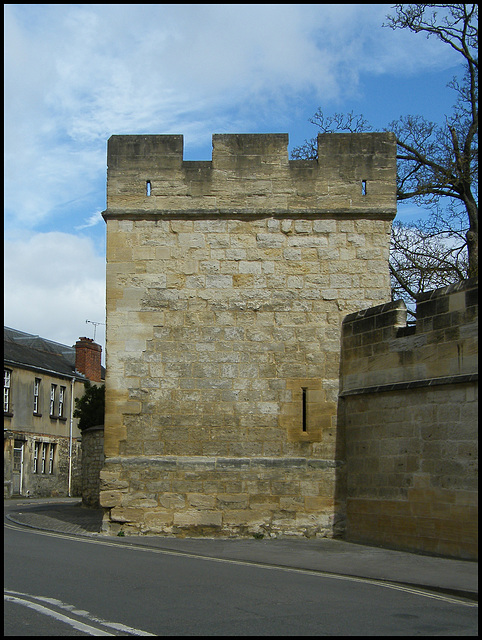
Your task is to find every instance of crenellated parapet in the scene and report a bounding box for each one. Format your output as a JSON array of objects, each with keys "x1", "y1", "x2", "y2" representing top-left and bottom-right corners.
[
  {"x1": 103, "y1": 132, "x2": 396, "y2": 218},
  {"x1": 340, "y1": 278, "x2": 478, "y2": 394}
]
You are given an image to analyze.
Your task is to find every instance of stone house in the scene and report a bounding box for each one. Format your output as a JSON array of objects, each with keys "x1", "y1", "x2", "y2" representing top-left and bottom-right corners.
[{"x1": 4, "y1": 327, "x2": 103, "y2": 498}]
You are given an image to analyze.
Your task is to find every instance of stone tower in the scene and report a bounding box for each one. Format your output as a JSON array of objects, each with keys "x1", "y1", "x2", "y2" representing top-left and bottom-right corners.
[{"x1": 100, "y1": 132, "x2": 396, "y2": 536}]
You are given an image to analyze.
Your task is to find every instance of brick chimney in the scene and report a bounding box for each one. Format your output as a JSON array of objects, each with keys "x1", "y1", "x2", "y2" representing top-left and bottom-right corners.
[{"x1": 75, "y1": 337, "x2": 102, "y2": 382}]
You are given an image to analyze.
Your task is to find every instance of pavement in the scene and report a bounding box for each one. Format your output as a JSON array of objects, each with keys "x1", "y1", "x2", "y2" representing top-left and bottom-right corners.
[{"x1": 5, "y1": 497, "x2": 478, "y2": 603}]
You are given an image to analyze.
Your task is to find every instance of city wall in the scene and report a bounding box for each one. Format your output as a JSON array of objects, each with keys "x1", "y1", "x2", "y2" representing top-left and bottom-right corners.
[
  {"x1": 340, "y1": 278, "x2": 478, "y2": 559},
  {"x1": 100, "y1": 132, "x2": 396, "y2": 537},
  {"x1": 81, "y1": 425, "x2": 104, "y2": 508}
]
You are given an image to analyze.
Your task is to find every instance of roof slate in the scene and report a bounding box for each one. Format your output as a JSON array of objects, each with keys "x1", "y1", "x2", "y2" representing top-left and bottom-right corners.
[{"x1": 4, "y1": 327, "x2": 87, "y2": 381}]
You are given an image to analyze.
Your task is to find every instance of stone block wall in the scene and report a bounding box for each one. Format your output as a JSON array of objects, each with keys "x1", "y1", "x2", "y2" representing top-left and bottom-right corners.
[
  {"x1": 100, "y1": 132, "x2": 396, "y2": 537},
  {"x1": 100, "y1": 456, "x2": 340, "y2": 537},
  {"x1": 81, "y1": 425, "x2": 104, "y2": 507},
  {"x1": 340, "y1": 278, "x2": 478, "y2": 559}
]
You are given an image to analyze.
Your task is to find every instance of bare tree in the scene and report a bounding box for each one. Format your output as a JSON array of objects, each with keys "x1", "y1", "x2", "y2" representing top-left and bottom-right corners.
[
  {"x1": 292, "y1": 4, "x2": 478, "y2": 312},
  {"x1": 390, "y1": 219, "x2": 468, "y2": 318}
]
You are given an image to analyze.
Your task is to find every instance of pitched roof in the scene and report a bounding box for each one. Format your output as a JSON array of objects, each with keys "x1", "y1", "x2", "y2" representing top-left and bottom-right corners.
[{"x1": 4, "y1": 327, "x2": 87, "y2": 381}]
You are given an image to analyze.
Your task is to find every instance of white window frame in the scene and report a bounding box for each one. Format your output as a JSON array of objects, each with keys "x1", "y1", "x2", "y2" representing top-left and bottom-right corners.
[
  {"x1": 34, "y1": 378, "x2": 41, "y2": 413},
  {"x1": 4, "y1": 369, "x2": 11, "y2": 413},
  {"x1": 59, "y1": 386, "x2": 66, "y2": 418},
  {"x1": 48, "y1": 444, "x2": 55, "y2": 474},
  {"x1": 50, "y1": 384, "x2": 57, "y2": 417},
  {"x1": 33, "y1": 442, "x2": 40, "y2": 473},
  {"x1": 41, "y1": 443, "x2": 47, "y2": 474}
]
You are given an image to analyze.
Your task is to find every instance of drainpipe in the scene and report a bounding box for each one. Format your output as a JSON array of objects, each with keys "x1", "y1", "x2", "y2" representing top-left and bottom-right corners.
[{"x1": 68, "y1": 377, "x2": 75, "y2": 497}]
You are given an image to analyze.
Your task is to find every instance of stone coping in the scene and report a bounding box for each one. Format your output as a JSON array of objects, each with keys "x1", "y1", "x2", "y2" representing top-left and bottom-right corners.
[
  {"x1": 340, "y1": 373, "x2": 478, "y2": 397},
  {"x1": 103, "y1": 456, "x2": 341, "y2": 470},
  {"x1": 102, "y1": 209, "x2": 396, "y2": 221}
]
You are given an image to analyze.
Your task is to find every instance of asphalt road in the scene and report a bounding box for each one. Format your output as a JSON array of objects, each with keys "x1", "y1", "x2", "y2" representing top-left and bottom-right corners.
[{"x1": 4, "y1": 513, "x2": 478, "y2": 636}]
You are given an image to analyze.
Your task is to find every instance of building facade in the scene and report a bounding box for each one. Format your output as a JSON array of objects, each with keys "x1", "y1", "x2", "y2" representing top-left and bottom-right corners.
[
  {"x1": 4, "y1": 328, "x2": 103, "y2": 498},
  {"x1": 100, "y1": 132, "x2": 397, "y2": 537}
]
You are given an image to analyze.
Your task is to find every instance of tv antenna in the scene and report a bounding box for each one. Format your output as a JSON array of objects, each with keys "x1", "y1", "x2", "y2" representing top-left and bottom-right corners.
[{"x1": 86, "y1": 320, "x2": 105, "y2": 341}]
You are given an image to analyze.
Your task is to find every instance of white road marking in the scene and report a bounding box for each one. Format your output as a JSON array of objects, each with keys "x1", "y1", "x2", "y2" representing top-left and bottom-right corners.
[
  {"x1": 4, "y1": 589, "x2": 156, "y2": 636},
  {"x1": 5, "y1": 592, "x2": 114, "y2": 636}
]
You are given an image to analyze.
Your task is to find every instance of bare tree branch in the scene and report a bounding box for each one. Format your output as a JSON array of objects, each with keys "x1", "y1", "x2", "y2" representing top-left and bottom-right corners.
[{"x1": 292, "y1": 4, "x2": 478, "y2": 307}]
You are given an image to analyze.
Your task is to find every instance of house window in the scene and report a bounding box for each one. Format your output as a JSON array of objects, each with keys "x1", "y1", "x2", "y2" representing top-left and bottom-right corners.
[
  {"x1": 4, "y1": 369, "x2": 12, "y2": 413},
  {"x1": 34, "y1": 378, "x2": 41, "y2": 414},
  {"x1": 33, "y1": 442, "x2": 41, "y2": 473},
  {"x1": 48, "y1": 444, "x2": 56, "y2": 474},
  {"x1": 41, "y1": 443, "x2": 47, "y2": 474},
  {"x1": 59, "y1": 386, "x2": 66, "y2": 418},
  {"x1": 50, "y1": 384, "x2": 57, "y2": 417}
]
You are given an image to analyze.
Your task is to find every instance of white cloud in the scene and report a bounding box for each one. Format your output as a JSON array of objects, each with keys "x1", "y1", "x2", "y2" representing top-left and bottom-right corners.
[
  {"x1": 4, "y1": 3, "x2": 465, "y2": 353},
  {"x1": 4, "y1": 232, "x2": 106, "y2": 356},
  {"x1": 4, "y1": 4, "x2": 459, "y2": 228}
]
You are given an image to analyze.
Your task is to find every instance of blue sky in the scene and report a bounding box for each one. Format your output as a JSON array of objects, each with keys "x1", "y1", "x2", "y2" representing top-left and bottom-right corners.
[{"x1": 4, "y1": 4, "x2": 464, "y2": 358}]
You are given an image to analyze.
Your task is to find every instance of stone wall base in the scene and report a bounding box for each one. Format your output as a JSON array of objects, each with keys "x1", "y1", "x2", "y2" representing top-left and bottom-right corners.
[{"x1": 100, "y1": 456, "x2": 344, "y2": 538}]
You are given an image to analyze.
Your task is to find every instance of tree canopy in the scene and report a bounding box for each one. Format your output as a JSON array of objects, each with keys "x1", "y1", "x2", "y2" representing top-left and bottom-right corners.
[{"x1": 73, "y1": 380, "x2": 105, "y2": 431}]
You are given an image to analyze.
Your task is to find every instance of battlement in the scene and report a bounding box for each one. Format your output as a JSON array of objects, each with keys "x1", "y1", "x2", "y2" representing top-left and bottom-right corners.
[
  {"x1": 104, "y1": 132, "x2": 396, "y2": 218},
  {"x1": 341, "y1": 278, "x2": 478, "y2": 393}
]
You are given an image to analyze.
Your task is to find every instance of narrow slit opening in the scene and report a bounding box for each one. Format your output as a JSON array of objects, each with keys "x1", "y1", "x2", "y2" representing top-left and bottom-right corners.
[
  {"x1": 361, "y1": 180, "x2": 367, "y2": 196},
  {"x1": 146, "y1": 180, "x2": 152, "y2": 196},
  {"x1": 302, "y1": 388, "x2": 307, "y2": 432}
]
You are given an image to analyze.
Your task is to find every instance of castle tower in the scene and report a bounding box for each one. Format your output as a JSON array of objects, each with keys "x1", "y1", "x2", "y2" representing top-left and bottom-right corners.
[{"x1": 100, "y1": 132, "x2": 396, "y2": 536}]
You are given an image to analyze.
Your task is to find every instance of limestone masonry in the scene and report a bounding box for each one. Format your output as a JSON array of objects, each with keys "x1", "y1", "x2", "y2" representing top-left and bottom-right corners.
[
  {"x1": 100, "y1": 132, "x2": 398, "y2": 538},
  {"x1": 341, "y1": 278, "x2": 478, "y2": 559}
]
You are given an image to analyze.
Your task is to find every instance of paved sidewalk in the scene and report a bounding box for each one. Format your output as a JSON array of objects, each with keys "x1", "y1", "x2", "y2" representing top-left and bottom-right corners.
[{"x1": 5, "y1": 498, "x2": 478, "y2": 602}]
